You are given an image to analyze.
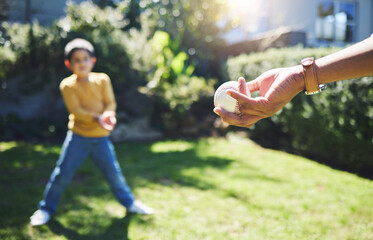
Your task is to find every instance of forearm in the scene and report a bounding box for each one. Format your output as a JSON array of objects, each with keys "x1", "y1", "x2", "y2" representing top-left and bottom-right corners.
[
  {"x1": 61, "y1": 90, "x2": 96, "y2": 122},
  {"x1": 72, "y1": 109, "x2": 98, "y2": 123},
  {"x1": 103, "y1": 102, "x2": 116, "y2": 113},
  {"x1": 315, "y1": 36, "x2": 373, "y2": 84}
]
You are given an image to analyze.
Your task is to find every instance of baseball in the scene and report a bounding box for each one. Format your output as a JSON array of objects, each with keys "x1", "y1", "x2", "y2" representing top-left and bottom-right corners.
[{"x1": 214, "y1": 81, "x2": 250, "y2": 114}]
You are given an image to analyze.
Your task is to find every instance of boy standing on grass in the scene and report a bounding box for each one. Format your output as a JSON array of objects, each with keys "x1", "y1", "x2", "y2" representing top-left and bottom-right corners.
[{"x1": 30, "y1": 38, "x2": 153, "y2": 226}]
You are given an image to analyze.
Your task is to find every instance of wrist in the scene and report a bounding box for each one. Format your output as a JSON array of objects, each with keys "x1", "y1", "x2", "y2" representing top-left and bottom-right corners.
[
  {"x1": 291, "y1": 65, "x2": 306, "y2": 93},
  {"x1": 301, "y1": 57, "x2": 325, "y2": 95},
  {"x1": 103, "y1": 111, "x2": 115, "y2": 117}
]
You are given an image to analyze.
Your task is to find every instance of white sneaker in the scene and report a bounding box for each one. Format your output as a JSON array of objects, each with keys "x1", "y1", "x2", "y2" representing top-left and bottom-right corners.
[
  {"x1": 128, "y1": 200, "x2": 154, "y2": 215},
  {"x1": 30, "y1": 209, "x2": 51, "y2": 226}
]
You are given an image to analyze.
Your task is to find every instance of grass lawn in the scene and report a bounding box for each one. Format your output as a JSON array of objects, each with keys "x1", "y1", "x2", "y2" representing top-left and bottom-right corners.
[{"x1": 1, "y1": 135, "x2": 373, "y2": 240}]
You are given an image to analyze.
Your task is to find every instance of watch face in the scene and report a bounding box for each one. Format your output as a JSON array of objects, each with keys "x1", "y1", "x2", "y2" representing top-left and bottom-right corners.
[{"x1": 301, "y1": 57, "x2": 314, "y2": 66}]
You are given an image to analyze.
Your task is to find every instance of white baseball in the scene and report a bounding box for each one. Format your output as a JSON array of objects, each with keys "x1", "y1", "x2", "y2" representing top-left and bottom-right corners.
[{"x1": 214, "y1": 81, "x2": 250, "y2": 114}]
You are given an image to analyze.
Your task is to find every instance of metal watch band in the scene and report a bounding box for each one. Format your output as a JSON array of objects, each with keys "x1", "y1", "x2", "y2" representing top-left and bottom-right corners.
[{"x1": 301, "y1": 57, "x2": 324, "y2": 95}]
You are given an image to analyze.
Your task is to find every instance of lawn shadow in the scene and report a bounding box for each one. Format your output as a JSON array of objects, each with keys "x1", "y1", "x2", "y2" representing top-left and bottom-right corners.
[
  {"x1": 115, "y1": 143, "x2": 234, "y2": 190},
  {"x1": 0, "y1": 143, "x2": 61, "y2": 230},
  {"x1": 102, "y1": 213, "x2": 134, "y2": 240},
  {"x1": 47, "y1": 213, "x2": 134, "y2": 240},
  {"x1": 0, "y1": 139, "x2": 281, "y2": 239},
  {"x1": 47, "y1": 219, "x2": 90, "y2": 240},
  {"x1": 115, "y1": 141, "x2": 281, "y2": 192}
]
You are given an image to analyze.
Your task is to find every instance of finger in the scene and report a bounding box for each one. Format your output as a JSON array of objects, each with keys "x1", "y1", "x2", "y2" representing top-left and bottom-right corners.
[
  {"x1": 237, "y1": 77, "x2": 249, "y2": 96},
  {"x1": 99, "y1": 117, "x2": 114, "y2": 131},
  {"x1": 236, "y1": 114, "x2": 262, "y2": 128},
  {"x1": 225, "y1": 92, "x2": 270, "y2": 117},
  {"x1": 224, "y1": 114, "x2": 261, "y2": 128},
  {"x1": 214, "y1": 107, "x2": 242, "y2": 123},
  {"x1": 227, "y1": 90, "x2": 267, "y2": 107},
  {"x1": 104, "y1": 126, "x2": 114, "y2": 131},
  {"x1": 226, "y1": 89, "x2": 264, "y2": 109},
  {"x1": 214, "y1": 107, "x2": 261, "y2": 128},
  {"x1": 239, "y1": 107, "x2": 268, "y2": 117},
  {"x1": 214, "y1": 107, "x2": 229, "y2": 117},
  {"x1": 103, "y1": 123, "x2": 114, "y2": 131},
  {"x1": 110, "y1": 116, "x2": 117, "y2": 125}
]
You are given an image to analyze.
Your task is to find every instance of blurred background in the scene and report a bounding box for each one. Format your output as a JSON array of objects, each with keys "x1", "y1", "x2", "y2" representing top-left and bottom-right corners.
[{"x1": 1, "y1": 0, "x2": 373, "y2": 176}]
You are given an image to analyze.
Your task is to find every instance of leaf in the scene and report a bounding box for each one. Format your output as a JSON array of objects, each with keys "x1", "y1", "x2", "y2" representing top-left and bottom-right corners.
[
  {"x1": 185, "y1": 65, "x2": 195, "y2": 76},
  {"x1": 171, "y1": 52, "x2": 188, "y2": 75},
  {"x1": 151, "y1": 31, "x2": 170, "y2": 51}
]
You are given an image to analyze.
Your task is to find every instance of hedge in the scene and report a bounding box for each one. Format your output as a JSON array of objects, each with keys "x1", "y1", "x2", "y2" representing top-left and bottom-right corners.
[{"x1": 225, "y1": 46, "x2": 373, "y2": 176}]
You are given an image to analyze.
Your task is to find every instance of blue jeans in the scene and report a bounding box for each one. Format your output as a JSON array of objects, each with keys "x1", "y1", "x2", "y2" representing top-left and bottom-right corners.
[{"x1": 38, "y1": 131, "x2": 134, "y2": 215}]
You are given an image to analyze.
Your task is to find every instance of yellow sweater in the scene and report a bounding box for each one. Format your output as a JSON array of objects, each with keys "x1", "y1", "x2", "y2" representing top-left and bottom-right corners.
[{"x1": 60, "y1": 72, "x2": 117, "y2": 137}]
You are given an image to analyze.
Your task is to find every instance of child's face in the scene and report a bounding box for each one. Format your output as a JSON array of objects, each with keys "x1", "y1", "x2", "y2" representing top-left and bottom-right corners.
[{"x1": 68, "y1": 49, "x2": 95, "y2": 77}]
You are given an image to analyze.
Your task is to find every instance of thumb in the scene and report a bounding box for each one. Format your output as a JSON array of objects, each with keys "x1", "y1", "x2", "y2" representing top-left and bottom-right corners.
[
  {"x1": 246, "y1": 79, "x2": 259, "y2": 94},
  {"x1": 226, "y1": 90, "x2": 269, "y2": 116}
]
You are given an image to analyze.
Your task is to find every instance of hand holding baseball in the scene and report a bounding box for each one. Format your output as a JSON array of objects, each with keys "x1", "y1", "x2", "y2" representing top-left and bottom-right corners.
[
  {"x1": 214, "y1": 67, "x2": 305, "y2": 128},
  {"x1": 214, "y1": 77, "x2": 258, "y2": 128}
]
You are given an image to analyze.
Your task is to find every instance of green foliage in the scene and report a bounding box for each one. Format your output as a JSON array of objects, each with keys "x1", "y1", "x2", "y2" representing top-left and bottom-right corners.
[
  {"x1": 1, "y1": 0, "x2": 221, "y2": 137},
  {"x1": 58, "y1": 1, "x2": 129, "y2": 34},
  {"x1": 0, "y1": 44, "x2": 16, "y2": 79},
  {"x1": 0, "y1": 22, "x2": 64, "y2": 94},
  {"x1": 137, "y1": 0, "x2": 231, "y2": 73},
  {"x1": 225, "y1": 45, "x2": 340, "y2": 81},
  {"x1": 143, "y1": 31, "x2": 215, "y2": 112},
  {"x1": 125, "y1": 29, "x2": 216, "y2": 127},
  {"x1": 56, "y1": 1, "x2": 140, "y2": 88},
  {"x1": 225, "y1": 46, "x2": 373, "y2": 175}
]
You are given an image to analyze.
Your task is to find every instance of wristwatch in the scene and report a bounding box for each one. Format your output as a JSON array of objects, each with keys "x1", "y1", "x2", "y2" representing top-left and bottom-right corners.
[{"x1": 301, "y1": 57, "x2": 325, "y2": 95}]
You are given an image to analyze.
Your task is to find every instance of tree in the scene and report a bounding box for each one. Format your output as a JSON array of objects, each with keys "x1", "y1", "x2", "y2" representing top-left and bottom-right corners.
[{"x1": 139, "y1": 0, "x2": 231, "y2": 56}]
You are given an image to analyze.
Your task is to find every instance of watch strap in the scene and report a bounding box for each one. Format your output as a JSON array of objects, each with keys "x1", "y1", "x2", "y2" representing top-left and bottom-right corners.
[{"x1": 301, "y1": 57, "x2": 323, "y2": 95}]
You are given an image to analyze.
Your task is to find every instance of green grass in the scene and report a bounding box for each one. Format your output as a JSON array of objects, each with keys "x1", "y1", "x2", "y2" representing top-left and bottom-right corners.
[{"x1": 1, "y1": 136, "x2": 373, "y2": 240}]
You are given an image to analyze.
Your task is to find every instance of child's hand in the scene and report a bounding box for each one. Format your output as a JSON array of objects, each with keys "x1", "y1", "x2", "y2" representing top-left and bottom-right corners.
[{"x1": 97, "y1": 111, "x2": 117, "y2": 131}]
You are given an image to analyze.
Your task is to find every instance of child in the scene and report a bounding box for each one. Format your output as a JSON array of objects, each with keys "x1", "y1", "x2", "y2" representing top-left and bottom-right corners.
[{"x1": 30, "y1": 38, "x2": 153, "y2": 226}]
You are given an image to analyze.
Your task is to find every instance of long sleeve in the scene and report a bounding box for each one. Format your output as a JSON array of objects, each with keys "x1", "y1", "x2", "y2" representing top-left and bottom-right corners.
[
  {"x1": 60, "y1": 85, "x2": 97, "y2": 123},
  {"x1": 59, "y1": 73, "x2": 117, "y2": 137}
]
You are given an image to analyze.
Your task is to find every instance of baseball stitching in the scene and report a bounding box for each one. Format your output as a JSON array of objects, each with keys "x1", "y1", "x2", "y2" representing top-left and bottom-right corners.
[{"x1": 214, "y1": 84, "x2": 241, "y2": 115}]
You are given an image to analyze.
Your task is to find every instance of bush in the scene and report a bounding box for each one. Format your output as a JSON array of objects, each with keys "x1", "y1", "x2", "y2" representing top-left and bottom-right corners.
[
  {"x1": 0, "y1": 1, "x2": 220, "y2": 140},
  {"x1": 0, "y1": 22, "x2": 65, "y2": 94},
  {"x1": 57, "y1": 1, "x2": 129, "y2": 33},
  {"x1": 123, "y1": 28, "x2": 216, "y2": 131},
  {"x1": 225, "y1": 46, "x2": 373, "y2": 176}
]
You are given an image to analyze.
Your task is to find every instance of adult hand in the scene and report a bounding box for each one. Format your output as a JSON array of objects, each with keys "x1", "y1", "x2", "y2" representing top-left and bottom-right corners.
[
  {"x1": 214, "y1": 66, "x2": 305, "y2": 128},
  {"x1": 98, "y1": 111, "x2": 117, "y2": 131}
]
